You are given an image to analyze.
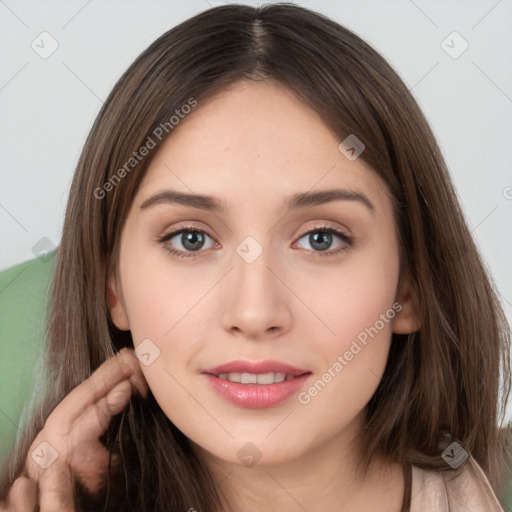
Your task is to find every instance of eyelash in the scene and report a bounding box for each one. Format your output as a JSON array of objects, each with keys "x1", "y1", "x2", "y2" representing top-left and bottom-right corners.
[{"x1": 156, "y1": 223, "x2": 354, "y2": 260}]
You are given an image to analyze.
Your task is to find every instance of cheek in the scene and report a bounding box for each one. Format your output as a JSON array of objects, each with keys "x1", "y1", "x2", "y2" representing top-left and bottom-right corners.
[
  {"x1": 118, "y1": 250, "x2": 211, "y2": 416},
  {"x1": 299, "y1": 241, "x2": 399, "y2": 351},
  {"x1": 118, "y1": 244, "x2": 217, "y2": 384},
  {"x1": 119, "y1": 241, "x2": 206, "y2": 342},
  {"x1": 293, "y1": 240, "x2": 399, "y2": 408}
]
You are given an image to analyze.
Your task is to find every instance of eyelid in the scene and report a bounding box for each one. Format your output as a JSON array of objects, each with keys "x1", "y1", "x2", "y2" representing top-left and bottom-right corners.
[
  {"x1": 157, "y1": 222, "x2": 217, "y2": 244},
  {"x1": 295, "y1": 220, "x2": 351, "y2": 238}
]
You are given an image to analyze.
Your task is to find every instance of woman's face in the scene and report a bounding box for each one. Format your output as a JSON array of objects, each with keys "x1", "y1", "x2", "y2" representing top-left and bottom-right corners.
[{"x1": 109, "y1": 79, "x2": 419, "y2": 468}]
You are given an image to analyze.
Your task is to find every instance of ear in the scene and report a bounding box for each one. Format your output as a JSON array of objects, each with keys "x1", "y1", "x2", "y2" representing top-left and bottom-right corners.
[
  {"x1": 392, "y1": 271, "x2": 421, "y2": 334},
  {"x1": 107, "y1": 274, "x2": 130, "y2": 331}
]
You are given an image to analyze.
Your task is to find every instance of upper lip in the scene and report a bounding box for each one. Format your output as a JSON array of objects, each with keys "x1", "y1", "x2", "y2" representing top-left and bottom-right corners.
[{"x1": 202, "y1": 360, "x2": 311, "y2": 376}]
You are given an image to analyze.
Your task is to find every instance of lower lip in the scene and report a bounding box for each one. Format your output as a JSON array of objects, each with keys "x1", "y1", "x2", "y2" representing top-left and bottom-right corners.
[{"x1": 203, "y1": 373, "x2": 311, "y2": 408}]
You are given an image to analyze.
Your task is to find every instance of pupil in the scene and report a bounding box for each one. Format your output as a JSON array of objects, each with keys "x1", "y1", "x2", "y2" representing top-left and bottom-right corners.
[
  {"x1": 310, "y1": 231, "x2": 331, "y2": 251},
  {"x1": 182, "y1": 231, "x2": 204, "y2": 251}
]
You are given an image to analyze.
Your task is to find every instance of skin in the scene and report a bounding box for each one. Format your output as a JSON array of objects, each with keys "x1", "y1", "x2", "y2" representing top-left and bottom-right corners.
[
  {"x1": 1, "y1": 349, "x2": 148, "y2": 511},
  {"x1": 108, "y1": 79, "x2": 421, "y2": 511}
]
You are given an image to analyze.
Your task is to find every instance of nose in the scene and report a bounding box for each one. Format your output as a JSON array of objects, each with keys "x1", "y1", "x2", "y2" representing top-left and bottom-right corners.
[{"x1": 220, "y1": 246, "x2": 292, "y2": 342}]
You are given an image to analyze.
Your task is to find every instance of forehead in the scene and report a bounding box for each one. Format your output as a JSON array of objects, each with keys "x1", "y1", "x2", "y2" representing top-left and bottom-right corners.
[{"x1": 136, "y1": 79, "x2": 390, "y2": 212}]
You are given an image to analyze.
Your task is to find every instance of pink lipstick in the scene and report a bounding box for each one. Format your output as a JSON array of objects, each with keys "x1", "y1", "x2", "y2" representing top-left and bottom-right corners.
[{"x1": 202, "y1": 360, "x2": 311, "y2": 408}]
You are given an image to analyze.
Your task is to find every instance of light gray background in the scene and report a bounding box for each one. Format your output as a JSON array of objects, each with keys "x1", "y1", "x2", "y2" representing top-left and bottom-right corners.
[{"x1": 1, "y1": 0, "x2": 511, "y2": 422}]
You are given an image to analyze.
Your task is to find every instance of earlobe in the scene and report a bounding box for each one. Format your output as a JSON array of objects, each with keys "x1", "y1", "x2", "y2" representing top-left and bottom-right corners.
[
  {"x1": 107, "y1": 275, "x2": 130, "y2": 331},
  {"x1": 392, "y1": 272, "x2": 422, "y2": 334}
]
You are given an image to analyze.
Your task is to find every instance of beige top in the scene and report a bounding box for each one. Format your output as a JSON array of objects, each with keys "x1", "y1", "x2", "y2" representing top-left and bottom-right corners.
[{"x1": 410, "y1": 455, "x2": 504, "y2": 511}]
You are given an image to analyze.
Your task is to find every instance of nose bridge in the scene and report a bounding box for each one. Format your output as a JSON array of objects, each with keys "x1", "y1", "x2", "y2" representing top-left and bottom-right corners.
[
  {"x1": 233, "y1": 233, "x2": 278, "y2": 301},
  {"x1": 220, "y1": 232, "x2": 291, "y2": 337}
]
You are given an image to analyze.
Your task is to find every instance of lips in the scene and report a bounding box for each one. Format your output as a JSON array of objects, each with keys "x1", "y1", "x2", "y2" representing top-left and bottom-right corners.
[{"x1": 202, "y1": 360, "x2": 312, "y2": 408}]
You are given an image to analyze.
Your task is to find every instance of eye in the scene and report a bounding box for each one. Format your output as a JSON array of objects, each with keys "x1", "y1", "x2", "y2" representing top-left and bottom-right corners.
[
  {"x1": 157, "y1": 223, "x2": 354, "y2": 260},
  {"x1": 294, "y1": 224, "x2": 354, "y2": 257},
  {"x1": 157, "y1": 224, "x2": 217, "y2": 259}
]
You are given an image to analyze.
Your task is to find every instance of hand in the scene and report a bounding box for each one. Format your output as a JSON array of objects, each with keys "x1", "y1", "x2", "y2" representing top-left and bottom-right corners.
[{"x1": 0, "y1": 347, "x2": 148, "y2": 511}]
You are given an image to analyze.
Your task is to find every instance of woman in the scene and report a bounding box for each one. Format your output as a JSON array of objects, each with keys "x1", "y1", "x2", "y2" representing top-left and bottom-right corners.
[{"x1": 1, "y1": 4, "x2": 510, "y2": 511}]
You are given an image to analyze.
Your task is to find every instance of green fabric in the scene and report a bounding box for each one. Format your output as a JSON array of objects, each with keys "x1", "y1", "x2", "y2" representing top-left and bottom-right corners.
[
  {"x1": 0, "y1": 252, "x2": 511, "y2": 510},
  {"x1": 0, "y1": 251, "x2": 55, "y2": 465}
]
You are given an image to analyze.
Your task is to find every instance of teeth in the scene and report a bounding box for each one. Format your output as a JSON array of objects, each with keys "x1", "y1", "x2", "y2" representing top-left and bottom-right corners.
[
  {"x1": 241, "y1": 372, "x2": 257, "y2": 384},
  {"x1": 217, "y1": 372, "x2": 291, "y2": 384}
]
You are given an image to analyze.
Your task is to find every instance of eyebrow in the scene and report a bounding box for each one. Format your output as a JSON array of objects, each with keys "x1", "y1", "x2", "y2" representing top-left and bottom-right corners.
[{"x1": 139, "y1": 188, "x2": 375, "y2": 215}]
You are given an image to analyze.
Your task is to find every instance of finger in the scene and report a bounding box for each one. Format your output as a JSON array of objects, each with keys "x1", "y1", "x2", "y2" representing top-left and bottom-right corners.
[
  {"x1": 24, "y1": 380, "x2": 132, "y2": 483},
  {"x1": 105, "y1": 379, "x2": 134, "y2": 416},
  {"x1": 46, "y1": 348, "x2": 147, "y2": 433},
  {"x1": 24, "y1": 350, "x2": 144, "y2": 483},
  {"x1": 1, "y1": 476, "x2": 37, "y2": 512},
  {"x1": 121, "y1": 347, "x2": 149, "y2": 397},
  {"x1": 38, "y1": 459, "x2": 75, "y2": 512},
  {"x1": 73, "y1": 379, "x2": 134, "y2": 437}
]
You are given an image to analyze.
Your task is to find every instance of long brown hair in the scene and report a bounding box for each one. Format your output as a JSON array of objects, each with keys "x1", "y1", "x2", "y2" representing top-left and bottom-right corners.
[{"x1": 1, "y1": 3, "x2": 510, "y2": 510}]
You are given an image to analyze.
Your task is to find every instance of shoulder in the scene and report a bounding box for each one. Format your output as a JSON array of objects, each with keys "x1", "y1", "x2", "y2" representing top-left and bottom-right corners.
[{"x1": 410, "y1": 455, "x2": 504, "y2": 511}]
